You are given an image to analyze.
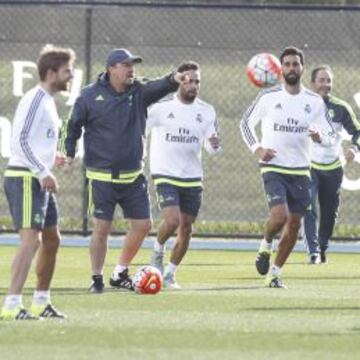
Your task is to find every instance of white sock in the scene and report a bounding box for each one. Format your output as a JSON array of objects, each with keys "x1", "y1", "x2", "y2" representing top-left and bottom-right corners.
[
  {"x1": 4, "y1": 294, "x2": 22, "y2": 310},
  {"x1": 32, "y1": 290, "x2": 51, "y2": 306},
  {"x1": 260, "y1": 238, "x2": 273, "y2": 251},
  {"x1": 166, "y1": 262, "x2": 177, "y2": 275},
  {"x1": 269, "y1": 264, "x2": 281, "y2": 277},
  {"x1": 113, "y1": 265, "x2": 128, "y2": 279},
  {"x1": 154, "y1": 240, "x2": 166, "y2": 253}
]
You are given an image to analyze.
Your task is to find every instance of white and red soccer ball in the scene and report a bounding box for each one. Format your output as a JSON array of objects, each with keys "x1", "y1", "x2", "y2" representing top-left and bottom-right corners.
[
  {"x1": 246, "y1": 53, "x2": 282, "y2": 88},
  {"x1": 132, "y1": 265, "x2": 163, "y2": 295}
]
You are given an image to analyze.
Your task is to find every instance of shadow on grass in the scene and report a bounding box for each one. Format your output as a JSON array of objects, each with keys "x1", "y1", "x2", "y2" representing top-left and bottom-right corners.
[
  {"x1": 225, "y1": 275, "x2": 360, "y2": 281},
  {"x1": 241, "y1": 306, "x2": 360, "y2": 311},
  {"x1": 0, "y1": 285, "x2": 263, "y2": 296},
  {"x1": 132, "y1": 261, "x2": 342, "y2": 267},
  {"x1": 177, "y1": 285, "x2": 263, "y2": 291},
  {"x1": 0, "y1": 287, "x2": 135, "y2": 296},
  {"x1": 132, "y1": 262, "x2": 250, "y2": 267}
]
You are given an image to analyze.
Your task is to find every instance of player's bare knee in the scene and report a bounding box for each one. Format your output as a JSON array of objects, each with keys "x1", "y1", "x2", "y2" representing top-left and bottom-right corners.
[
  {"x1": 33, "y1": 238, "x2": 41, "y2": 253},
  {"x1": 20, "y1": 230, "x2": 41, "y2": 252},
  {"x1": 287, "y1": 217, "x2": 301, "y2": 233},
  {"x1": 270, "y1": 205, "x2": 288, "y2": 226},
  {"x1": 41, "y1": 234, "x2": 60, "y2": 253},
  {"x1": 92, "y1": 229, "x2": 109, "y2": 243},
  {"x1": 165, "y1": 216, "x2": 180, "y2": 232},
  {"x1": 271, "y1": 213, "x2": 288, "y2": 229},
  {"x1": 135, "y1": 219, "x2": 152, "y2": 235},
  {"x1": 93, "y1": 226, "x2": 111, "y2": 242},
  {"x1": 179, "y1": 223, "x2": 193, "y2": 239},
  {"x1": 144, "y1": 219, "x2": 152, "y2": 234}
]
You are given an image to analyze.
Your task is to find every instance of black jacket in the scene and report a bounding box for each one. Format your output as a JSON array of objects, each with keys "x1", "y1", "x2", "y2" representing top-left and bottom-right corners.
[{"x1": 62, "y1": 72, "x2": 178, "y2": 174}]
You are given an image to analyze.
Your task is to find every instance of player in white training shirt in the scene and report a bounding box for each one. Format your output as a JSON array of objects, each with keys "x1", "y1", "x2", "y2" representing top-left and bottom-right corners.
[
  {"x1": 241, "y1": 46, "x2": 334, "y2": 289},
  {"x1": 1, "y1": 45, "x2": 75, "y2": 320},
  {"x1": 148, "y1": 61, "x2": 221, "y2": 289}
]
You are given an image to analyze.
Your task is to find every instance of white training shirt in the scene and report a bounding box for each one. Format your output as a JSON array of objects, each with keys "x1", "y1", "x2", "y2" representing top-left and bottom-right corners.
[
  {"x1": 310, "y1": 118, "x2": 344, "y2": 165},
  {"x1": 147, "y1": 94, "x2": 220, "y2": 185},
  {"x1": 8, "y1": 85, "x2": 60, "y2": 180},
  {"x1": 310, "y1": 96, "x2": 360, "y2": 165},
  {"x1": 240, "y1": 84, "x2": 334, "y2": 171}
]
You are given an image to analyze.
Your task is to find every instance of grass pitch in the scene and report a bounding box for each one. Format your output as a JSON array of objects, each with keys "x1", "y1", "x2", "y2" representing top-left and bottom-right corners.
[{"x1": 0, "y1": 245, "x2": 360, "y2": 360}]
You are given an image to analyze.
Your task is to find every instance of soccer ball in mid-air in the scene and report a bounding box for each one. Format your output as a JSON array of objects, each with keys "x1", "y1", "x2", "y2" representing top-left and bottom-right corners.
[
  {"x1": 132, "y1": 265, "x2": 163, "y2": 295},
  {"x1": 246, "y1": 53, "x2": 282, "y2": 88}
]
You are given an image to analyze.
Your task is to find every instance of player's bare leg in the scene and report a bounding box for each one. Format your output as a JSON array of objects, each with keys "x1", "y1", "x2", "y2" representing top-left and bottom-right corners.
[
  {"x1": 109, "y1": 218, "x2": 151, "y2": 291},
  {"x1": 31, "y1": 225, "x2": 66, "y2": 318},
  {"x1": 118, "y1": 218, "x2": 151, "y2": 266},
  {"x1": 89, "y1": 218, "x2": 112, "y2": 293},
  {"x1": 151, "y1": 206, "x2": 180, "y2": 274},
  {"x1": 90, "y1": 218, "x2": 112, "y2": 275},
  {"x1": 256, "y1": 204, "x2": 287, "y2": 275},
  {"x1": 274, "y1": 212, "x2": 302, "y2": 267},
  {"x1": 9, "y1": 229, "x2": 40, "y2": 294},
  {"x1": 266, "y1": 212, "x2": 302, "y2": 289},
  {"x1": 157, "y1": 206, "x2": 181, "y2": 244},
  {"x1": 36, "y1": 226, "x2": 60, "y2": 290},
  {"x1": 164, "y1": 212, "x2": 195, "y2": 289},
  {"x1": 265, "y1": 204, "x2": 288, "y2": 241},
  {"x1": 0, "y1": 229, "x2": 40, "y2": 320},
  {"x1": 169, "y1": 212, "x2": 194, "y2": 266}
]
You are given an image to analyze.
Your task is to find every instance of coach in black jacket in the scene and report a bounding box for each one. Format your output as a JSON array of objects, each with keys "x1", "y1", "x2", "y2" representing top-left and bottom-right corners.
[{"x1": 61, "y1": 48, "x2": 185, "y2": 293}]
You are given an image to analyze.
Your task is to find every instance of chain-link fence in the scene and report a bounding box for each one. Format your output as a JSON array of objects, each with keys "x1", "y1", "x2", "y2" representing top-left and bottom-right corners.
[{"x1": 1, "y1": 1, "x2": 360, "y2": 237}]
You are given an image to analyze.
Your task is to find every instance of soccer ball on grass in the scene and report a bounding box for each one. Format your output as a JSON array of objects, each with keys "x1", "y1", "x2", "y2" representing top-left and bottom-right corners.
[{"x1": 132, "y1": 265, "x2": 163, "y2": 295}]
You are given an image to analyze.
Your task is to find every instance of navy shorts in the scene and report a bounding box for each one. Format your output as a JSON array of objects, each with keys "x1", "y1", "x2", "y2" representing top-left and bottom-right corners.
[
  {"x1": 4, "y1": 172, "x2": 58, "y2": 231},
  {"x1": 88, "y1": 175, "x2": 150, "y2": 220},
  {"x1": 262, "y1": 172, "x2": 311, "y2": 215},
  {"x1": 156, "y1": 183, "x2": 203, "y2": 217}
]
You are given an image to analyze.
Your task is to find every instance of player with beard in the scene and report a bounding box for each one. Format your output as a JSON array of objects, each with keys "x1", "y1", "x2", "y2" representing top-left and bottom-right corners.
[
  {"x1": 1, "y1": 45, "x2": 75, "y2": 320},
  {"x1": 240, "y1": 46, "x2": 335, "y2": 288},
  {"x1": 148, "y1": 61, "x2": 221, "y2": 289}
]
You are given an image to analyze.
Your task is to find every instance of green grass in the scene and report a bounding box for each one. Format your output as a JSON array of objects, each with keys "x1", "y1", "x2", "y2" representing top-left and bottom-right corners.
[{"x1": 0, "y1": 245, "x2": 360, "y2": 359}]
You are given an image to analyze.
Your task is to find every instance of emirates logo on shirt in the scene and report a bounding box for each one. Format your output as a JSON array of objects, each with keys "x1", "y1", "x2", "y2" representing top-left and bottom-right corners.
[{"x1": 165, "y1": 127, "x2": 199, "y2": 144}]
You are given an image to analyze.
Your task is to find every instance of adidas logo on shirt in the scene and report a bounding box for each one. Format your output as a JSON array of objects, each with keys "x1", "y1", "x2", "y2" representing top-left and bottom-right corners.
[
  {"x1": 275, "y1": 103, "x2": 282, "y2": 110},
  {"x1": 95, "y1": 94, "x2": 104, "y2": 101},
  {"x1": 167, "y1": 112, "x2": 175, "y2": 119},
  {"x1": 328, "y1": 109, "x2": 335, "y2": 119}
]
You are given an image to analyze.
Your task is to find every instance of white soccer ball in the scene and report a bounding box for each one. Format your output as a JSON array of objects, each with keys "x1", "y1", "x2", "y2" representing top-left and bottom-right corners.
[{"x1": 246, "y1": 53, "x2": 282, "y2": 88}]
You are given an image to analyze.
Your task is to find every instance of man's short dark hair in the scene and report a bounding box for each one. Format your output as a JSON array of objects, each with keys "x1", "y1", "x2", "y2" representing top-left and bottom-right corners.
[
  {"x1": 37, "y1": 44, "x2": 76, "y2": 81},
  {"x1": 279, "y1": 46, "x2": 304, "y2": 65},
  {"x1": 311, "y1": 65, "x2": 333, "y2": 83},
  {"x1": 177, "y1": 61, "x2": 200, "y2": 73}
]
